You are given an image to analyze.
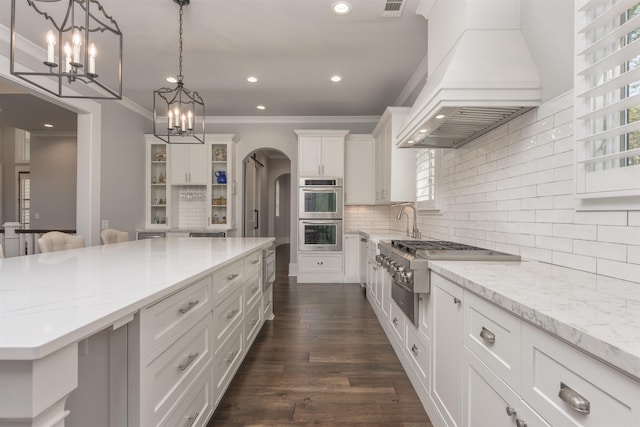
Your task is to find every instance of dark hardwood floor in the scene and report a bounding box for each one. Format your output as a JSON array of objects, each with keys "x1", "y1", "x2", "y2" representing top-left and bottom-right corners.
[{"x1": 207, "y1": 244, "x2": 432, "y2": 426}]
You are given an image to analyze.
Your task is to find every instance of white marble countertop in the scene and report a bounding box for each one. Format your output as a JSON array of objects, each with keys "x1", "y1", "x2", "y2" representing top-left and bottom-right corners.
[
  {"x1": 0, "y1": 237, "x2": 273, "y2": 361},
  {"x1": 347, "y1": 228, "x2": 411, "y2": 243},
  {"x1": 429, "y1": 259, "x2": 640, "y2": 380}
]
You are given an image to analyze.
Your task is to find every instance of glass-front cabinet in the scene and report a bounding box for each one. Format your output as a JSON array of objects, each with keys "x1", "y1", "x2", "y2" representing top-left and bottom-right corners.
[
  {"x1": 145, "y1": 138, "x2": 170, "y2": 229},
  {"x1": 144, "y1": 134, "x2": 237, "y2": 231}
]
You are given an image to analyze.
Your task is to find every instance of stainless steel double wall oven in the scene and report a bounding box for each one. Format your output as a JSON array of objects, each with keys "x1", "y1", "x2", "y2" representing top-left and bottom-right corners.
[{"x1": 298, "y1": 178, "x2": 343, "y2": 252}]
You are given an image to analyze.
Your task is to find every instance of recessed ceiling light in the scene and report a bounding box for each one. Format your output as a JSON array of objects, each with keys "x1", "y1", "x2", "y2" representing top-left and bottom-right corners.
[
  {"x1": 330, "y1": 75, "x2": 342, "y2": 82},
  {"x1": 419, "y1": 128, "x2": 428, "y2": 133},
  {"x1": 257, "y1": 105, "x2": 266, "y2": 110},
  {"x1": 247, "y1": 76, "x2": 258, "y2": 83},
  {"x1": 435, "y1": 114, "x2": 446, "y2": 119},
  {"x1": 166, "y1": 76, "x2": 178, "y2": 83},
  {"x1": 408, "y1": 140, "x2": 415, "y2": 145},
  {"x1": 44, "y1": 124, "x2": 53, "y2": 128},
  {"x1": 332, "y1": 1, "x2": 352, "y2": 15}
]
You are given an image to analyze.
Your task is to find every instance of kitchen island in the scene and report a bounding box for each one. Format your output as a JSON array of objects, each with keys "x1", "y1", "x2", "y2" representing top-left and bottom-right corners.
[{"x1": 0, "y1": 237, "x2": 274, "y2": 427}]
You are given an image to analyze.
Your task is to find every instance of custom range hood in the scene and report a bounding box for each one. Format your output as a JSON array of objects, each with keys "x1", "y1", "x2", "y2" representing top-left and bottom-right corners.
[{"x1": 397, "y1": 27, "x2": 542, "y2": 149}]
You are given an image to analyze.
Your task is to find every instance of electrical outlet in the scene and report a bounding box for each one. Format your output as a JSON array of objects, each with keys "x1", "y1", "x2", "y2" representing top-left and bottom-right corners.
[{"x1": 101, "y1": 219, "x2": 109, "y2": 230}]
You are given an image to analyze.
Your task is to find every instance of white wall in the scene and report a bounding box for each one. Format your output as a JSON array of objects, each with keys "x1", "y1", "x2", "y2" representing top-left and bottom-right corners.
[{"x1": 30, "y1": 133, "x2": 77, "y2": 229}]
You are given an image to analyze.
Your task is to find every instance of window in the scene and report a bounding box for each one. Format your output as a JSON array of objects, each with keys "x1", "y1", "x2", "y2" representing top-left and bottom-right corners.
[
  {"x1": 19, "y1": 171, "x2": 30, "y2": 226},
  {"x1": 415, "y1": 148, "x2": 441, "y2": 210},
  {"x1": 574, "y1": 0, "x2": 640, "y2": 208}
]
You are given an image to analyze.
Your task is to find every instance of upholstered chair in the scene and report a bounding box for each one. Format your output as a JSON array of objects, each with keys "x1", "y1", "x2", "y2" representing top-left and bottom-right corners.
[
  {"x1": 100, "y1": 229, "x2": 129, "y2": 245},
  {"x1": 37, "y1": 232, "x2": 85, "y2": 253}
]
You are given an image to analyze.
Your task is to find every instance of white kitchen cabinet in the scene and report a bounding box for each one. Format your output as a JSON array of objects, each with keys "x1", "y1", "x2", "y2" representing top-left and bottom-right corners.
[
  {"x1": 521, "y1": 322, "x2": 640, "y2": 427},
  {"x1": 345, "y1": 134, "x2": 375, "y2": 205},
  {"x1": 463, "y1": 348, "x2": 550, "y2": 427},
  {"x1": 372, "y1": 107, "x2": 416, "y2": 204},
  {"x1": 169, "y1": 143, "x2": 207, "y2": 185},
  {"x1": 359, "y1": 236, "x2": 368, "y2": 285},
  {"x1": 297, "y1": 252, "x2": 344, "y2": 283},
  {"x1": 207, "y1": 135, "x2": 237, "y2": 231},
  {"x1": 145, "y1": 137, "x2": 170, "y2": 229},
  {"x1": 295, "y1": 130, "x2": 348, "y2": 177},
  {"x1": 343, "y1": 232, "x2": 360, "y2": 283},
  {"x1": 432, "y1": 272, "x2": 464, "y2": 427}
]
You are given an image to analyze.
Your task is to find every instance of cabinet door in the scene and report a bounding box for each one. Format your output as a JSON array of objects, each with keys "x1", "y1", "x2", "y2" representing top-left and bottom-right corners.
[
  {"x1": 463, "y1": 348, "x2": 550, "y2": 427},
  {"x1": 359, "y1": 237, "x2": 368, "y2": 285},
  {"x1": 320, "y1": 136, "x2": 345, "y2": 177},
  {"x1": 374, "y1": 124, "x2": 389, "y2": 202},
  {"x1": 208, "y1": 139, "x2": 233, "y2": 229},
  {"x1": 299, "y1": 136, "x2": 323, "y2": 176},
  {"x1": 345, "y1": 136, "x2": 374, "y2": 204},
  {"x1": 169, "y1": 144, "x2": 190, "y2": 185},
  {"x1": 432, "y1": 273, "x2": 464, "y2": 427},
  {"x1": 188, "y1": 144, "x2": 207, "y2": 184},
  {"x1": 343, "y1": 234, "x2": 360, "y2": 283},
  {"x1": 146, "y1": 138, "x2": 170, "y2": 228}
]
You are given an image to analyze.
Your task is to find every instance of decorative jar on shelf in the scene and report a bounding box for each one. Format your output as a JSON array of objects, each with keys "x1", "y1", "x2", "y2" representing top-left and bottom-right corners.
[{"x1": 215, "y1": 148, "x2": 227, "y2": 161}]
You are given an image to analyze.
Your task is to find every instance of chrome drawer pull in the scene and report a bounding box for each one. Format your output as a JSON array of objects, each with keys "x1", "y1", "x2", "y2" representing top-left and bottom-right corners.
[
  {"x1": 392, "y1": 317, "x2": 399, "y2": 326},
  {"x1": 186, "y1": 411, "x2": 199, "y2": 427},
  {"x1": 226, "y1": 350, "x2": 238, "y2": 363},
  {"x1": 515, "y1": 419, "x2": 527, "y2": 427},
  {"x1": 227, "y1": 273, "x2": 239, "y2": 281},
  {"x1": 411, "y1": 344, "x2": 419, "y2": 356},
  {"x1": 453, "y1": 297, "x2": 461, "y2": 304},
  {"x1": 251, "y1": 259, "x2": 259, "y2": 264},
  {"x1": 226, "y1": 308, "x2": 240, "y2": 319},
  {"x1": 178, "y1": 352, "x2": 199, "y2": 371},
  {"x1": 251, "y1": 317, "x2": 259, "y2": 326},
  {"x1": 178, "y1": 300, "x2": 199, "y2": 314},
  {"x1": 505, "y1": 406, "x2": 516, "y2": 416},
  {"x1": 559, "y1": 382, "x2": 590, "y2": 414},
  {"x1": 480, "y1": 326, "x2": 496, "y2": 344},
  {"x1": 251, "y1": 286, "x2": 259, "y2": 294}
]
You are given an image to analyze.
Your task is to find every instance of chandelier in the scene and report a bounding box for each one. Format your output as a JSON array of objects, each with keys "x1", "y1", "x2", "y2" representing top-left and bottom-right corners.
[
  {"x1": 10, "y1": 0, "x2": 123, "y2": 100},
  {"x1": 153, "y1": 0, "x2": 205, "y2": 144}
]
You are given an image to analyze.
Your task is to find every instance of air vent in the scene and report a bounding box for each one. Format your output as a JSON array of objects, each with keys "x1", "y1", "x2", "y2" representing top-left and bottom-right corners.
[{"x1": 381, "y1": 0, "x2": 404, "y2": 17}]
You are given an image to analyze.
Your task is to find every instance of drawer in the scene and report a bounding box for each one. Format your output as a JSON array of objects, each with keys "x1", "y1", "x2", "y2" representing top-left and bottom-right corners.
[
  {"x1": 522, "y1": 322, "x2": 640, "y2": 427},
  {"x1": 141, "y1": 275, "x2": 212, "y2": 362},
  {"x1": 244, "y1": 270, "x2": 262, "y2": 309},
  {"x1": 389, "y1": 301, "x2": 406, "y2": 345},
  {"x1": 463, "y1": 347, "x2": 550, "y2": 427},
  {"x1": 405, "y1": 323, "x2": 430, "y2": 389},
  {"x1": 213, "y1": 287, "x2": 243, "y2": 349},
  {"x1": 244, "y1": 297, "x2": 263, "y2": 349},
  {"x1": 213, "y1": 323, "x2": 244, "y2": 405},
  {"x1": 212, "y1": 259, "x2": 244, "y2": 305},
  {"x1": 464, "y1": 290, "x2": 521, "y2": 391},
  {"x1": 244, "y1": 250, "x2": 262, "y2": 276},
  {"x1": 418, "y1": 292, "x2": 432, "y2": 341},
  {"x1": 159, "y1": 361, "x2": 214, "y2": 427},
  {"x1": 143, "y1": 313, "x2": 213, "y2": 426},
  {"x1": 298, "y1": 253, "x2": 343, "y2": 272}
]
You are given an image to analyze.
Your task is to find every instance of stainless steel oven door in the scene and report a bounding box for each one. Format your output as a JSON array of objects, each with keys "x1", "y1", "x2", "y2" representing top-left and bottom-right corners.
[
  {"x1": 299, "y1": 186, "x2": 343, "y2": 219},
  {"x1": 298, "y1": 220, "x2": 343, "y2": 251},
  {"x1": 391, "y1": 280, "x2": 419, "y2": 326}
]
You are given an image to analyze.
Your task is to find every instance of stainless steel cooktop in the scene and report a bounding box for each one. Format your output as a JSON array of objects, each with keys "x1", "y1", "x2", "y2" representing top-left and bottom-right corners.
[{"x1": 389, "y1": 240, "x2": 521, "y2": 262}]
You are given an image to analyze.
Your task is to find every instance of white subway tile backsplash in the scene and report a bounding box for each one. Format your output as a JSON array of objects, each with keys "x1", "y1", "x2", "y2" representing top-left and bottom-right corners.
[
  {"x1": 346, "y1": 92, "x2": 637, "y2": 283},
  {"x1": 573, "y1": 240, "x2": 627, "y2": 262}
]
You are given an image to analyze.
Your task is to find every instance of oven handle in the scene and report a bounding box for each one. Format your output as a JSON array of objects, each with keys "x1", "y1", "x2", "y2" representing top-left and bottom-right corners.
[
  {"x1": 392, "y1": 279, "x2": 414, "y2": 294},
  {"x1": 300, "y1": 188, "x2": 338, "y2": 192},
  {"x1": 301, "y1": 221, "x2": 339, "y2": 225}
]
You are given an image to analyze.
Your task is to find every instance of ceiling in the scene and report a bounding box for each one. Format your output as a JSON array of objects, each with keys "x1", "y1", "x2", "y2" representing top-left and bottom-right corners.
[{"x1": 0, "y1": 0, "x2": 428, "y2": 123}]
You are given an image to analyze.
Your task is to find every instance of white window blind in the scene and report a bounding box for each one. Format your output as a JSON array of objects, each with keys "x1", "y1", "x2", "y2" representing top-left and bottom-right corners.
[
  {"x1": 416, "y1": 148, "x2": 440, "y2": 210},
  {"x1": 575, "y1": 0, "x2": 640, "y2": 205}
]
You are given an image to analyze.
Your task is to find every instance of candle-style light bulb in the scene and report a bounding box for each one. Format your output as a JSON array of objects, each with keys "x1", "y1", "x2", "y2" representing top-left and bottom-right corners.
[
  {"x1": 174, "y1": 107, "x2": 180, "y2": 128},
  {"x1": 63, "y1": 42, "x2": 72, "y2": 72},
  {"x1": 72, "y1": 30, "x2": 82, "y2": 63},
  {"x1": 187, "y1": 110, "x2": 193, "y2": 130},
  {"x1": 168, "y1": 109, "x2": 173, "y2": 129},
  {"x1": 181, "y1": 114, "x2": 186, "y2": 132},
  {"x1": 46, "y1": 30, "x2": 56, "y2": 64},
  {"x1": 88, "y1": 43, "x2": 97, "y2": 74}
]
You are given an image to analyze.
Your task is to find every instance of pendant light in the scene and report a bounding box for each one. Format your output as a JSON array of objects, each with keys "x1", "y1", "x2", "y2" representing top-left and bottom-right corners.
[
  {"x1": 10, "y1": 0, "x2": 123, "y2": 100},
  {"x1": 153, "y1": 0, "x2": 205, "y2": 144}
]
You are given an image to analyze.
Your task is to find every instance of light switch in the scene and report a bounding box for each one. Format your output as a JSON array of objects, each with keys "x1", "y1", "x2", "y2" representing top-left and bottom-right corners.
[
  {"x1": 101, "y1": 219, "x2": 109, "y2": 230},
  {"x1": 34, "y1": 212, "x2": 40, "y2": 220}
]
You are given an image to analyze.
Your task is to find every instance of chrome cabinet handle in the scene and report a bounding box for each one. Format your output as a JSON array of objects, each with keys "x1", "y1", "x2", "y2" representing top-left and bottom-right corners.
[
  {"x1": 559, "y1": 382, "x2": 590, "y2": 414},
  {"x1": 226, "y1": 308, "x2": 240, "y2": 319},
  {"x1": 515, "y1": 419, "x2": 527, "y2": 427},
  {"x1": 226, "y1": 350, "x2": 238, "y2": 363},
  {"x1": 373, "y1": 266, "x2": 378, "y2": 271},
  {"x1": 453, "y1": 297, "x2": 461, "y2": 304},
  {"x1": 178, "y1": 300, "x2": 199, "y2": 314},
  {"x1": 360, "y1": 238, "x2": 367, "y2": 242},
  {"x1": 317, "y1": 261, "x2": 324, "y2": 265},
  {"x1": 411, "y1": 344, "x2": 419, "y2": 356},
  {"x1": 251, "y1": 286, "x2": 259, "y2": 294},
  {"x1": 178, "y1": 352, "x2": 199, "y2": 371},
  {"x1": 251, "y1": 317, "x2": 259, "y2": 326},
  {"x1": 186, "y1": 411, "x2": 199, "y2": 427},
  {"x1": 251, "y1": 259, "x2": 259, "y2": 264},
  {"x1": 227, "y1": 273, "x2": 239, "y2": 280},
  {"x1": 392, "y1": 317, "x2": 399, "y2": 326},
  {"x1": 505, "y1": 406, "x2": 516, "y2": 416},
  {"x1": 480, "y1": 326, "x2": 496, "y2": 344}
]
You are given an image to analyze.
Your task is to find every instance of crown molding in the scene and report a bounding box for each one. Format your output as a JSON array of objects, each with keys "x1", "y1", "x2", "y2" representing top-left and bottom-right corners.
[{"x1": 204, "y1": 115, "x2": 380, "y2": 125}]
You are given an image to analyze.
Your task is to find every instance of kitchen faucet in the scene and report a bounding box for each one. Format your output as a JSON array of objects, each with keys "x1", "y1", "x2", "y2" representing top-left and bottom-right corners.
[{"x1": 396, "y1": 203, "x2": 421, "y2": 239}]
